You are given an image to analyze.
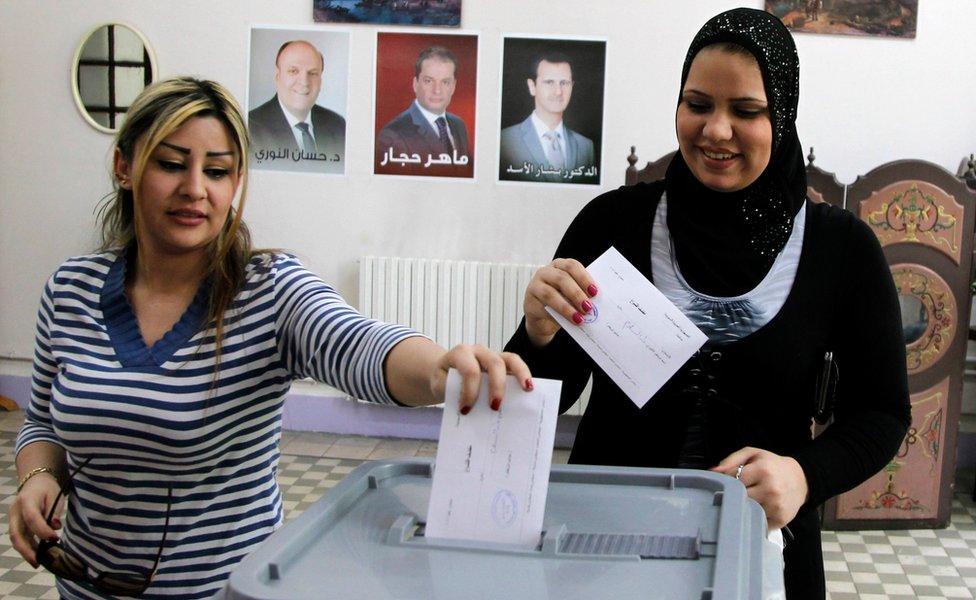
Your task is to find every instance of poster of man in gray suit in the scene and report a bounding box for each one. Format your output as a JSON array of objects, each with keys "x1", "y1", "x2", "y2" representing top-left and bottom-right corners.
[
  {"x1": 498, "y1": 38, "x2": 606, "y2": 185},
  {"x1": 498, "y1": 38, "x2": 605, "y2": 184}
]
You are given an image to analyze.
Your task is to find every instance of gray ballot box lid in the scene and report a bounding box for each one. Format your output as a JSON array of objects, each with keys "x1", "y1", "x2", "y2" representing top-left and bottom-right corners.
[{"x1": 226, "y1": 459, "x2": 785, "y2": 600}]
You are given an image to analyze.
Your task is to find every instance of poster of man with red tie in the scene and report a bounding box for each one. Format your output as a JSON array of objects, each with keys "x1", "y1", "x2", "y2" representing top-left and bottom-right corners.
[{"x1": 374, "y1": 32, "x2": 478, "y2": 179}]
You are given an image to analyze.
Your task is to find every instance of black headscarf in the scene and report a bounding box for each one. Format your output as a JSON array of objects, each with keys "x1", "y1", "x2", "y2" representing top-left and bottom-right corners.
[{"x1": 665, "y1": 8, "x2": 807, "y2": 297}]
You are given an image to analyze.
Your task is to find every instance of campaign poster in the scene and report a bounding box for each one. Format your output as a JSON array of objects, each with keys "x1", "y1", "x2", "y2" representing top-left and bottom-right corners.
[{"x1": 374, "y1": 31, "x2": 478, "y2": 179}]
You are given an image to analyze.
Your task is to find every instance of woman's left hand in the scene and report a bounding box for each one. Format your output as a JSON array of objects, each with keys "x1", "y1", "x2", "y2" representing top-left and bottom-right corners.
[
  {"x1": 431, "y1": 345, "x2": 533, "y2": 414},
  {"x1": 711, "y1": 447, "x2": 809, "y2": 530}
]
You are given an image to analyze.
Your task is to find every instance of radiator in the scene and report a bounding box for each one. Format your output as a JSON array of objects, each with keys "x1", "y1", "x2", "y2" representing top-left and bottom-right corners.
[
  {"x1": 358, "y1": 256, "x2": 589, "y2": 415},
  {"x1": 359, "y1": 256, "x2": 538, "y2": 351}
]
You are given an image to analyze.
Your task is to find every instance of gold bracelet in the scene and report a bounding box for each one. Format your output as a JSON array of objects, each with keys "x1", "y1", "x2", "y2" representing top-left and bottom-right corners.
[{"x1": 16, "y1": 467, "x2": 57, "y2": 494}]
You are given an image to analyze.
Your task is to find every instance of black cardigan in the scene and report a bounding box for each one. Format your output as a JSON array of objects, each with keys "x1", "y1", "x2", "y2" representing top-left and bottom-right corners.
[{"x1": 506, "y1": 181, "x2": 911, "y2": 512}]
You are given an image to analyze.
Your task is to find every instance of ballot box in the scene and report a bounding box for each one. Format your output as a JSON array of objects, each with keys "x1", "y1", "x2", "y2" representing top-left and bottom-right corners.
[{"x1": 225, "y1": 459, "x2": 785, "y2": 600}]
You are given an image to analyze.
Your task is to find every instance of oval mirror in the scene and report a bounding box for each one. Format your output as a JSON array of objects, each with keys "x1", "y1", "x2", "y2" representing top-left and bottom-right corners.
[
  {"x1": 898, "y1": 293, "x2": 929, "y2": 345},
  {"x1": 71, "y1": 23, "x2": 156, "y2": 133}
]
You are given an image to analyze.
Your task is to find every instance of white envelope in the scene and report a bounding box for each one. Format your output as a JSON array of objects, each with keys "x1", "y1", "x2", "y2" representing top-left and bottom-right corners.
[{"x1": 546, "y1": 246, "x2": 707, "y2": 408}]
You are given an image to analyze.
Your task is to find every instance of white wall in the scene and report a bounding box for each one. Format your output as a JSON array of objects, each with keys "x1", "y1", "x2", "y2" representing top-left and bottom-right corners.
[{"x1": 2, "y1": 0, "x2": 974, "y2": 369}]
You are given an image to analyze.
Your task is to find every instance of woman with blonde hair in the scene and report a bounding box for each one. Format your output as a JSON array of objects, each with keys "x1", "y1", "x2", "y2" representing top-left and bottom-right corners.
[{"x1": 9, "y1": 76, "x2": 530, "y2": 599}]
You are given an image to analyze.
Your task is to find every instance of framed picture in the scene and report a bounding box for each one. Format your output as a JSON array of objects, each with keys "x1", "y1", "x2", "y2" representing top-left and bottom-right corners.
[
  {"x1": 497, "y1": 36, "x2": 606, "y2": 186},
  {"x1": 373, "y1": 31, "x2": 478, "y2": 179},
  {"x1": 765, "y1": 1, "x2": 918, "y2": 38},
  {"x1": 314, "y1": 0, "x2": 461, "y2": 27},
  {"x1": 247, "y1": 27, "x2": 350, "y2": 175}
]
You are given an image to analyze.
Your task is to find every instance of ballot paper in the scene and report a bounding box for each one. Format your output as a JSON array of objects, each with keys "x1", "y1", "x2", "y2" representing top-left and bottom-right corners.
[
  {"x1": 546, "y1": 246, "x2": 707, "y2": 409},
  {"x1": 425, "y1": 370, "x2": 561, "y2": 549}
]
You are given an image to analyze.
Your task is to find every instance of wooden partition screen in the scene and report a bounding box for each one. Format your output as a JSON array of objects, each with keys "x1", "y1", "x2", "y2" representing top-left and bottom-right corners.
[
  {"x1": 820, "y1": 160, "x2": 976, "y2": 529},
  {"x1": 804, "y1": 148, "x2": 845, "y2": 208},
  {"x1": 625, "y1": 147, "x2": 675, "y2": 186}
]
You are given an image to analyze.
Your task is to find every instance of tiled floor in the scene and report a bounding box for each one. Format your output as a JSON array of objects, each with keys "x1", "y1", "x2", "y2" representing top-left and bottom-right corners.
[
  {"x1": 0, "y1": 409, "x2": 973, "y2": 599},
  {"x1": 820, "y1": 464, "x2": 976, "y2": 599}
]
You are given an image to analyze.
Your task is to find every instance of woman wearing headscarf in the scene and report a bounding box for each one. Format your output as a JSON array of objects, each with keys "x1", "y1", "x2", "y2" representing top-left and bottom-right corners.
[{"x1": 506, "y1": 8, "x2": 910, "y2": 598}]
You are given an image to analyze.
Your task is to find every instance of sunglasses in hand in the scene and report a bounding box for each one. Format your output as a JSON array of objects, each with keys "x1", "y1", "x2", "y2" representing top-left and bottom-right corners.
[{"x1": 36, "y1": 456, "x2": 171, "y2": 597}]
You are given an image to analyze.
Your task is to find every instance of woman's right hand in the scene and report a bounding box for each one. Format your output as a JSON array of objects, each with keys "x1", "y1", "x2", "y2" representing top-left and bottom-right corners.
[
  {"x1": 523, "y1": 258, "x2": 599, "y2": 347},
  {"x1": 8, "y1": 473, "x2": 62, "y2": 568}
]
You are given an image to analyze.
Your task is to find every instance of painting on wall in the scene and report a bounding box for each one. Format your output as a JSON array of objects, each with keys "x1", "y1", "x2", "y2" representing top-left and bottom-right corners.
[
  {"x1": 314, "y1": 0, "x2": 461, "y2": 27},
  {"x1": 765, "y1": 0, "x2": 918, "y2": 38},
  {"x1": 373, "y1": 31, "x2": 478, "y2": 179},
  {"x1": 497, "y1": 36, "x2": 606, "y2": 186}
]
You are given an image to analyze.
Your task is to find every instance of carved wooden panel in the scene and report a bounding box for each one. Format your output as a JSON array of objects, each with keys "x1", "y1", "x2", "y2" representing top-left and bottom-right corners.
[
  {"x1": 805, "y1": 150, "x2": 845, "y2": 208},
  {"x1": 835, "y1": 378, "x2": 948, "y2": 521},
  {"x1": 625, "y1": 148, "x2": 676, "y2": 186},
  {"x1": 891, "y1": 264, "x2": 956, "y2": 375},
  {"x1": 822, "y1": 159, "x2": 975, "y2": 530},
  {"x1": 860, "y1": 181, "x2": 965, "y2": 265}
]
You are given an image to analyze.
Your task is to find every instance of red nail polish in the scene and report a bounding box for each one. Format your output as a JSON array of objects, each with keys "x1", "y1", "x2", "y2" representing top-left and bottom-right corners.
[
  {"x1": 460, "y1": 405, "x2": 471, "y2": 415},
  {"x1": 587, "y1": 284, "x2": 599, "y2": 297},
  {"x1": 582, "y1": 300, "x2": 593, "y2": 313},
  {"x1": 525, "y1": 378, "x2": 534, "y2": 391},
  {"x1": 572, "y1": 312, "x2": 584, "y2": 325},
  {"x1": 490, "y1": 398, "x2": 501, "y2": 411}
]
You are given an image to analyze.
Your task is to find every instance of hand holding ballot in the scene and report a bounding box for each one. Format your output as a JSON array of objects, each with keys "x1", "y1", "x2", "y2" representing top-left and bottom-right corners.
[
  {"x1": 410, "y1": 343, "x2": 533, "y2": 415},
  {"x1": 523, "y1": 247, "x2": 706, "y2": 408},
  {"x1": 426, "y1": 370, "x2": 561, "y2": 548},
  {"x1": 523, "y1": 257, "x2": 601, "y2": 348}
]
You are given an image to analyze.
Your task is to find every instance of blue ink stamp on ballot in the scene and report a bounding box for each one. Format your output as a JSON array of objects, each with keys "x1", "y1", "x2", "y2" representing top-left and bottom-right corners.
[
  {"x1": 582, "y1": 304, "x2": 599, "y2": 324},
  {"x1": 491, "y1": 489, "x2": 518, "y2": 528}
]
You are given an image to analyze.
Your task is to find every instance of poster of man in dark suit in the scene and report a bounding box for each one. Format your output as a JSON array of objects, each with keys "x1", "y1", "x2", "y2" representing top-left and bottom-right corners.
[
  {"x1": 498, "y1": 37, "x2": 606, "y2": 185},
  {"x1": 374, "y1": 32, "x2": 477, "y2": 178},
  {"x1": 248, "y1": 28, "x2": 349, "y2": 174}
]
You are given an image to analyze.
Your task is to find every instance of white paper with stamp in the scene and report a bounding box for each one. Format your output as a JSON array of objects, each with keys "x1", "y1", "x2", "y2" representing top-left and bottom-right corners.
[
  {"x1": 546, "y1": 246, "x2": 707, "y2": 408},
  {"x1": 425, "y1": 370, "x2": 561, "y2": 549}
]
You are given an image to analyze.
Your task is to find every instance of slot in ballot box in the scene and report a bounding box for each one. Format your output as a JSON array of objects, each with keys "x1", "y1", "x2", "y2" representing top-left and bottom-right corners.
[{"x1": 226, "y1": 459, "x2": 785, "y2": 600}]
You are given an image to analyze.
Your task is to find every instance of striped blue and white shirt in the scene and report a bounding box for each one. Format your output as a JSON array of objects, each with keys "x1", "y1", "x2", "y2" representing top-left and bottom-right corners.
[{"x1": 16, "y1": 251, "x2": 419, "y2": 599}]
